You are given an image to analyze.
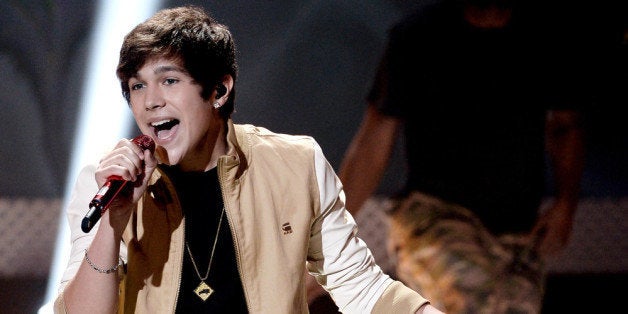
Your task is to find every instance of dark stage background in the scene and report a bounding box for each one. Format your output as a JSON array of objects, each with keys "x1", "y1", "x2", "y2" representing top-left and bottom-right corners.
[{"x1": 0, "y1": 1, "x2": 625, "y2": 313}]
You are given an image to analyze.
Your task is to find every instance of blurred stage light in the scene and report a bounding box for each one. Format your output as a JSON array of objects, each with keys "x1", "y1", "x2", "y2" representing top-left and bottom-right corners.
[{"x1": 38, "y1": 1, "x2": 161, "y2": 313}]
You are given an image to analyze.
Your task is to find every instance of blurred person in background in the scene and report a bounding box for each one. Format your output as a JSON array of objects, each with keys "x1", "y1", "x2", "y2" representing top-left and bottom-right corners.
[{"x1": 335, "y1": 0, "x2": 587, "y2": 312}]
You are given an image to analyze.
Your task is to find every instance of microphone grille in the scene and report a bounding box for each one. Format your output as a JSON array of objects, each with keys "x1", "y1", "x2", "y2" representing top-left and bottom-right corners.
[{"x1": 132, "y1": 135, "x2": 155, "y2": 153}]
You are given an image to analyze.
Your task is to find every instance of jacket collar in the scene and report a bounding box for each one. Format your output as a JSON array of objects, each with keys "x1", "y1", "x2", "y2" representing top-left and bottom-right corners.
[{"x1": 223, "y1": 119, "x2": 247, "y2": 180}]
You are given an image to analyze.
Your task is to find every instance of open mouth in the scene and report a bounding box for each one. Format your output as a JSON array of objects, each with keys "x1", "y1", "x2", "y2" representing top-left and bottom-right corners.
[{"x1": 151, "y1": 119, "x2": 180, "y2": 139}]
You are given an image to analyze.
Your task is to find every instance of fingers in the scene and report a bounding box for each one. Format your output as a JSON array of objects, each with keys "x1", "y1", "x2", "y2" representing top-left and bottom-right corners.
[{"x1": 95, "y1": 139, "x2": 149, "y2": 185}]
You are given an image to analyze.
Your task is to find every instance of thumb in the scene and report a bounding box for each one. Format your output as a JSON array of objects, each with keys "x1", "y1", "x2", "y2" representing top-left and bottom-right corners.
[{"x1": 142, "y1": 149, "x2": 159, "y2": 183}]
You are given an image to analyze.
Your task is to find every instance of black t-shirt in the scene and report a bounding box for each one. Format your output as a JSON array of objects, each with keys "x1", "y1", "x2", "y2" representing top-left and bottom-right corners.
[
  {"x1": 160, "y1": 165, "x2": 248, "y2": 313},
  {"x1": 369, "y1": 1, "x2": 586, "y2": 235}
]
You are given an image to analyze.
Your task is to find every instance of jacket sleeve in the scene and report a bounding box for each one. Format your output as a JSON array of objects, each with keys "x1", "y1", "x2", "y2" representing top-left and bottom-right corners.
[
  {"x1": 52, "y1": 164, "x2": 128, "y2": 313},
  {"x1": 307, "y1": 142, "x2": 429, "y2": 313}
]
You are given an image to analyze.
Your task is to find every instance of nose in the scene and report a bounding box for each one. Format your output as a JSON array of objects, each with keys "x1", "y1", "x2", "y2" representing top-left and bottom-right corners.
[
  {"x1": 144, "y1": 87, "x2": 165, "y2": 111},
  {"x1": 145, "y1": 102, "x2": 165, "y2": 111}
]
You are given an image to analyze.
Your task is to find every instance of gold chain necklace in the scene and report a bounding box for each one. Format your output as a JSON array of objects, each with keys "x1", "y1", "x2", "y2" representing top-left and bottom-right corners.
[{"x1": 185, "y1": 206, "x2": 225, "y2": 301}]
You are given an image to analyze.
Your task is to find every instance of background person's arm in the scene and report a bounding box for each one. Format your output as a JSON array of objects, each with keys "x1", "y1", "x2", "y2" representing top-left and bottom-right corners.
[
  {"x1": 339, "y1": 105, "x2": 401, "y2": 216},
  {"x1": 533, "y1": 109, "x2": 585, "y2": 257}
]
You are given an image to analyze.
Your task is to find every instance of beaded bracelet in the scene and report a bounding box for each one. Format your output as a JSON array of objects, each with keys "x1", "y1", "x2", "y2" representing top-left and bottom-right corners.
[{"x1": 84, "y1": 249, "x2": 120, "y2": 274}]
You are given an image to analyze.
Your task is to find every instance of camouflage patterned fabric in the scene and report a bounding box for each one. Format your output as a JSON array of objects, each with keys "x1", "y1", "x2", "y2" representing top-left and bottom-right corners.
[{"x1": 386, "y1": 192, "x2": 545, "y2": 314}]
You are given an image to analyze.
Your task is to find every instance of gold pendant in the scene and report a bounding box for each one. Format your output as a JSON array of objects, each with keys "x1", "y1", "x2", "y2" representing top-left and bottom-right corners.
[{"x1": 193, "y1": 280, "x2": 214, "y2": 301}]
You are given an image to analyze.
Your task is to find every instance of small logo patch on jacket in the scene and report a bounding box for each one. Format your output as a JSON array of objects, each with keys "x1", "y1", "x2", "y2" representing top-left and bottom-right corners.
[{"x1": 282, "y1": 222, "x2": 293, "y2": 234}]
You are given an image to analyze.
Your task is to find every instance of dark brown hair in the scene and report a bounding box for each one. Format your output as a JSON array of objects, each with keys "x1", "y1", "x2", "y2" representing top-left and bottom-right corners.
[{"x1": 116, "y1": 5, "x2": 238, "y2": 118}]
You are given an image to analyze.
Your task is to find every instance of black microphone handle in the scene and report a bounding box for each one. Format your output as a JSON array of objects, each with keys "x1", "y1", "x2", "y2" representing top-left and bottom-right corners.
[{"x1": 81, "y1": 178, "x2": 128, "y2": 233}]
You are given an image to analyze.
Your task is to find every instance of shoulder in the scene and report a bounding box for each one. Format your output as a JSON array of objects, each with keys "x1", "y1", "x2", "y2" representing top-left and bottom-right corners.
[
  {"x1": 233, "y1": 123, "x2": 319, "y2": 158},
  {"x1": 235, "y1": 123, "x2": 315, "y2": 143}
]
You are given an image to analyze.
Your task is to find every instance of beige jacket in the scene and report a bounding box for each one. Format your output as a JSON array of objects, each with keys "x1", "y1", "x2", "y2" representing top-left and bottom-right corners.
[{"x1": 55, "y1": 121, "x2": 427, "y2": 313}]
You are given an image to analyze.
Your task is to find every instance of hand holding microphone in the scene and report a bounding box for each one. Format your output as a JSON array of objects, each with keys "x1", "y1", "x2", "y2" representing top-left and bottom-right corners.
[{"x1": 81, "y1": 135, "x2": 156, "y2": 233}]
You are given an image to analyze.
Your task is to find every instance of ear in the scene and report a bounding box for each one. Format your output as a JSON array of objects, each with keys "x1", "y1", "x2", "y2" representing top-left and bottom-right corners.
[
  {"x1": 215, "y1": 84, "x2": 227, "y2": 99},
  {"x1": 215, "y1": 75, "x2": 234, "y2": 101}
]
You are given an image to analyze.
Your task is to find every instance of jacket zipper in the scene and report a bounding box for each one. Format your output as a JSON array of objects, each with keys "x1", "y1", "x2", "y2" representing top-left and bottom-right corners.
[
  {"x1": 217, "y1": 158, "x2": 252, "y2": 312},
  {"x1": 173, "y1": 183, "x2": 184, "y2": 313}
]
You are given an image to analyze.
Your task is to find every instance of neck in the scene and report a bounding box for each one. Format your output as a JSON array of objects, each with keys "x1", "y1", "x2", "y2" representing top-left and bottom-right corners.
[{"x1": 180, "y1": 120, "x2": 229, "y2": 172}]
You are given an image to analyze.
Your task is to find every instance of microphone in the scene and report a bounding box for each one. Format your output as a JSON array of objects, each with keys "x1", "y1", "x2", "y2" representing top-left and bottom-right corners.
[{"x1": 81, "y1": 135, "x2": 155, "y2": 233}]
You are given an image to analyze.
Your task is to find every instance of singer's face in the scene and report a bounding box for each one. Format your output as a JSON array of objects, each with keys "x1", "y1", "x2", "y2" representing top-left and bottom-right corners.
[{"x1": 127, "y1": 57, "x2": 222, "y2": 170}]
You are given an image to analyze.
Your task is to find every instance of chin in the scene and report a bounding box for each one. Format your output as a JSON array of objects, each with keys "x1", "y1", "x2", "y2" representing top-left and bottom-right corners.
[{"x1": 155, "y1": 146, "x2": 173, "y2": 166}]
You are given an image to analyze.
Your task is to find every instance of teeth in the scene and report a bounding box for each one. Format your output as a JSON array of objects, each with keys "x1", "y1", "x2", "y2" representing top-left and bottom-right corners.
[{"x1": 151, "y1": 119, "x2": 172, "y2": 127}]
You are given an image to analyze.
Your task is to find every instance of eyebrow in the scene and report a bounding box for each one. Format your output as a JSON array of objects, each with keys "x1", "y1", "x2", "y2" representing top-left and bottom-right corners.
[
  {"x1": 130, "y1": 64, "x2": 187, "y2": 81},
  {"x1": 153, "y1": 65, "x2": 186, "y2": 75}
]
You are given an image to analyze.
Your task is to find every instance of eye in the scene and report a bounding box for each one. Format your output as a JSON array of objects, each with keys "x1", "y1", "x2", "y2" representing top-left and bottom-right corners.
[
  {"x1": 130, "y1": 83, "x2": 144, "y2": 91},
  {"x1": 164, "y1": 78, "x2": 179, "y2": 85}
]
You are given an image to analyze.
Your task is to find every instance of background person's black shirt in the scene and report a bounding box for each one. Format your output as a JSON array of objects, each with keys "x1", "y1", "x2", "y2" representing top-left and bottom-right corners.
[{"x1": 370, "y1": 1, "x2": 587, "y2": 235}]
